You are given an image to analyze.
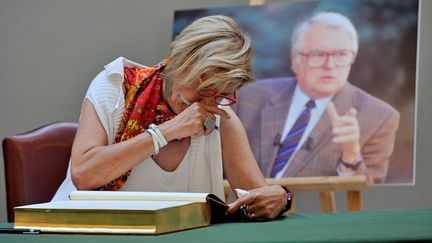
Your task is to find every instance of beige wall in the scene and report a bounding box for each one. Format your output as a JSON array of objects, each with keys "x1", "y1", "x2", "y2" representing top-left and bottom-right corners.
[{"x1": 0, "y1": 0, "x2": 431, "y2": 222}]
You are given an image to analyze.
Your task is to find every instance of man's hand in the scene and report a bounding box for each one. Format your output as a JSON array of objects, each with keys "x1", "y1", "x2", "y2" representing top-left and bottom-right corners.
[{"x1": 326, "y1": 102, "x2": 361, "y2": 163}]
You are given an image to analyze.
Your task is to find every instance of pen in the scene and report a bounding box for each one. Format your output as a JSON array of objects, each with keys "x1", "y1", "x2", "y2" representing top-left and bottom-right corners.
[
  {"x1": 0, "y1": 228, "x2": 41, "y2": 234},
  {"x1": 176, "y1": 93, "x2": 221, "y2": 132}
]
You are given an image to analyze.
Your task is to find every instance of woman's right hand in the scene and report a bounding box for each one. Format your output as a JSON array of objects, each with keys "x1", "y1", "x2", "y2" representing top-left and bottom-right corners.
[{"x1": 159, "y1": 102, "x2": 230, "y2": 141}]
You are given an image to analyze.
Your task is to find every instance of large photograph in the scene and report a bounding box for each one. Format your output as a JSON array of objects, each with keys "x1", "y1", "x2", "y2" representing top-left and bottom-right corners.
[{"x1": 173, "y1": 0, "x2": 418, "y2": 184}]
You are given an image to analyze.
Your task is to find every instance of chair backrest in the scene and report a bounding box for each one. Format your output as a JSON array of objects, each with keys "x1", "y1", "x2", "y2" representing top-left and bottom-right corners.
[{"x1": 2, "y1": 122, "x2": 78, "y2": 222}]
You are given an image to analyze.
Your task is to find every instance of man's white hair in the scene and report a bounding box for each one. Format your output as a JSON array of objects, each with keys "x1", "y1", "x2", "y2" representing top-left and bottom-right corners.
[{"x1": 291, "y1": 12, "x2": 359, "y2": 58}]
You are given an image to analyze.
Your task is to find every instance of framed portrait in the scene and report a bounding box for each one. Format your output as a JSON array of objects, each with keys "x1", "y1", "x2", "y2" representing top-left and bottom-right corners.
[{"x1": 173, "y1": 0, "x2": 418, "y2": 185}]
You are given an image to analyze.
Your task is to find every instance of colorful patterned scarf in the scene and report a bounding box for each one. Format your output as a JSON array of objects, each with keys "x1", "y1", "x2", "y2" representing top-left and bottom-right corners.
[{"x1": 100, "y1": 59, "x2": 176, "y2": 191}]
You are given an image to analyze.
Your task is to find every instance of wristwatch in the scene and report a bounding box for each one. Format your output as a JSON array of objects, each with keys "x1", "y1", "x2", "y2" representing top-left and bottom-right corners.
[
  {"x1": 340, "y1": 155, "x2": 363, "y2": 170},
  {"x1": 279, "y1": 185, "x2": 293, "y2": 215}
]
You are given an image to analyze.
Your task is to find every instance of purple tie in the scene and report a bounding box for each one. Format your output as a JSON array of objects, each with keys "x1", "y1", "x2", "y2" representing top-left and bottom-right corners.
[{"x1": 271, "y1": 100, "x2": 316, "y2": 178}]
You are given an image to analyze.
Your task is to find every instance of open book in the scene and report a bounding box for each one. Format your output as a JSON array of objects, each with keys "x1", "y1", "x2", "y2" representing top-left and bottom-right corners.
[{"x1": 14, "y1": 191, "x2": 234, "y2": 235}]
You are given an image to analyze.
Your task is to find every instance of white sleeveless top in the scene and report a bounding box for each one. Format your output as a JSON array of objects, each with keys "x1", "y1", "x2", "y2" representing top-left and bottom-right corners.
[{"x1": 52, "y1": 57, "x2": 225, "y2": 200}]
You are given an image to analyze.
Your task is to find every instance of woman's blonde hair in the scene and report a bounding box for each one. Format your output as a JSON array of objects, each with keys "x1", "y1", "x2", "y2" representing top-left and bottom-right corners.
[{"x1": 164, "y1": 15, "x2": 254, "y2": 99}]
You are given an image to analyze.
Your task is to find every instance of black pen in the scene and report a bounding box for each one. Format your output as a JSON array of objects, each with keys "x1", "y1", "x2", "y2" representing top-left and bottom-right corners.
[{"x1": 0, "y1": 228, "x2": 41, "y2": 234}]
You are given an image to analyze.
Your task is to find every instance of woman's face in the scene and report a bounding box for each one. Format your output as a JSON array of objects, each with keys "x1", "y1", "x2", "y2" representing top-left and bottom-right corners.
[{"x1": 167, "y1": 76, "x2": 237, "y2": 114}]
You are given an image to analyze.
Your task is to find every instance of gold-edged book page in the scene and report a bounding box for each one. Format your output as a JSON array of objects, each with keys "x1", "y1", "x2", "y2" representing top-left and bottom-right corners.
[
  {"x1": 69, "y1": 190, "x2": 210, "y2": 202},
  {"x1": 13, "y1": 191, "x2": 224, "y2": 235}
]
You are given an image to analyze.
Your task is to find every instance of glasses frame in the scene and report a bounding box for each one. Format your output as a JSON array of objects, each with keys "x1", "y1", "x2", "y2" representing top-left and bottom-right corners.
[
  {"x1": 298, "y1": 49, "x2": 356, "y2": 68},
  {"x1": 198, "y1": 88, "x2": 238, "y2": 106}
]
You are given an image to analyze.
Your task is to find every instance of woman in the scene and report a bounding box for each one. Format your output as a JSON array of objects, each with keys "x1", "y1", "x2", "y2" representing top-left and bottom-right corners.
[{"x1": 53, "y1": 15, "x2": 290, "y2": 221}]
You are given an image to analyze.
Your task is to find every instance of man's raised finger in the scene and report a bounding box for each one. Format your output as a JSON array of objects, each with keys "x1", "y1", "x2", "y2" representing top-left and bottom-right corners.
[{"x1": 326, "y1": 102, "x2": 340, "y2": 126}]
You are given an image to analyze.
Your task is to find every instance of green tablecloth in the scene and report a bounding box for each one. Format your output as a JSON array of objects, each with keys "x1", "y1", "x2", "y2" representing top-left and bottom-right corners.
[{"x1": 1, "y1": 208, "x2": 431, "y2": 242}]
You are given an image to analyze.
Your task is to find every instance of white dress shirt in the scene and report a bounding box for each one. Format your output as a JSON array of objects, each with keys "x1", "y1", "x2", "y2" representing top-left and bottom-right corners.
[{"x1": 274, "y1": 86, "x2": 332, "y2": 178}]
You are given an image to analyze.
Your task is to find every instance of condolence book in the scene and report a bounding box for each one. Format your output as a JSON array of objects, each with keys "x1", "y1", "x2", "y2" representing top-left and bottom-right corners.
[{"x1": 14, "y1": 191, "x2": 230, "y2": 235}]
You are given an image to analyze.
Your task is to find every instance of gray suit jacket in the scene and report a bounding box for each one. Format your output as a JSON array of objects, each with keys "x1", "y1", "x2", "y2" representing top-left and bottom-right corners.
[{"x1": 234, "y1": 77, "x2": 400, "y2": 184}]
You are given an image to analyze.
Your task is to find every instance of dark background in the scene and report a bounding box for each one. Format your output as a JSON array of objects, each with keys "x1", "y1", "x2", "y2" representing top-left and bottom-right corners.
[{"x1": 173, "y1": 0, "x2": 418, "y2": 184}]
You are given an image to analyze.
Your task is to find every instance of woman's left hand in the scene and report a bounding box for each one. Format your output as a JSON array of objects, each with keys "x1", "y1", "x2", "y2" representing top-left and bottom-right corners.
[{"x1": 226, "y1": 185, "x2": 288, "y2": 221}]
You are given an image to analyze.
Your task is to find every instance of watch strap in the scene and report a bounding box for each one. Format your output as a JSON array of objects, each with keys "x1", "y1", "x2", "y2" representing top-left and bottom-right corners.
[
  {"x1": 279, "y1": 185, "x2": 293, "y2": 215},
  {"x1": 340, "y1": 157, "x2": 362, "y2": 170}
]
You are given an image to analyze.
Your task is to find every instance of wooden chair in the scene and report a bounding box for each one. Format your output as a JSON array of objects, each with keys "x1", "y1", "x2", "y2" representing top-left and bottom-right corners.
[
  {"x1": 224, "y1": 175, "x2": 369, "y2": 213},
  {"x1": 2, "y1": 122, "x2": 78, "y2": 222}
]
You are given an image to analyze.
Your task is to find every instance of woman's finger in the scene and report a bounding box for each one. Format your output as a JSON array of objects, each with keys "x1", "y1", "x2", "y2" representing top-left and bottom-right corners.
[
  {"x1": 226, "y1": 194, "x2": 254, "y2": 214},
  {"x1": 200, "y1": 103, "x2": 230, "y2": 119}
]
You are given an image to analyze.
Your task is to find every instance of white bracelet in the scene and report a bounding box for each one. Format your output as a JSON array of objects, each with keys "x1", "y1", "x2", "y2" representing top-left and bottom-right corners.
[
  {"x1": 149, "y1": 123, "x2": 168, "y2": 147},
  {"x1": 145, "y1": 128, "x2": 159, "y2": 156}
]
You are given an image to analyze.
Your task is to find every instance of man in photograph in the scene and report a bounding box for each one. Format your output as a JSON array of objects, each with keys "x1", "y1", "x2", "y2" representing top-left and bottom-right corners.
[{"x1": 234, "y1": 12, "x2": 400, "y2": 184}]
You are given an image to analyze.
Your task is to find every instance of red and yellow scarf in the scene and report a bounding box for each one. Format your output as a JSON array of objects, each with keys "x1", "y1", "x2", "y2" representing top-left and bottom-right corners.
[{"x1": 100, "y1": 59, "x2": 176, "y2": 191}]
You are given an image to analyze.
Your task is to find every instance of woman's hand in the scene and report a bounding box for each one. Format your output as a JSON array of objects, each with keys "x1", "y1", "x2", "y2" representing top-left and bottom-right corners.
[
  {"x1": 159, "y1": 102, "x2": 230, "y2": 141},
  {"x1": 227, "y1": 185, "x2": 288, "y2": 221}
]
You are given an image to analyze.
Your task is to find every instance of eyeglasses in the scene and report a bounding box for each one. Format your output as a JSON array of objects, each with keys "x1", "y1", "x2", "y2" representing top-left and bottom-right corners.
[
  {"x1": 198, "y1": 88, "x2": 237, "y2": 106},
  {"x1": 298, "y1": 49, "x2": 356, "y2": 68}
]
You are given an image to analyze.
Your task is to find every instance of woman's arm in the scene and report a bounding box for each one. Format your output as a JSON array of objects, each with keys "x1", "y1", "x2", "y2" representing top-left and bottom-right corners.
[
  {"x1": 221, "y1": 106, "x2": 288, "y2": 221},
  {"x1": 71, "y1": 100, "x2": 156, "y2": 189},
  {"x1": 72, "y1": 99, "x2": 230, "y2": 190},
  {"x1": 220, "y1": 106, "x2": 266, "y2": 189}
]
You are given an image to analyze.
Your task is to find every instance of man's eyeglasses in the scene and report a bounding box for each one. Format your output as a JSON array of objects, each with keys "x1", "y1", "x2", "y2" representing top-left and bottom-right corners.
[
  {"x1": 298, "y1": 49, "x2": 356, "y2": 68},
  {"x1": 198, "y1": 88, "x2": 237, "y2": 106}
]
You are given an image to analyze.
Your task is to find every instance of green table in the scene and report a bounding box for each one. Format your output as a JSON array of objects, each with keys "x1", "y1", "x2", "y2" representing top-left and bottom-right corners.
[{"x1": 1, "y1": 208, "x2": 431, "y2": 242}]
